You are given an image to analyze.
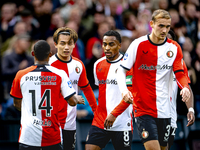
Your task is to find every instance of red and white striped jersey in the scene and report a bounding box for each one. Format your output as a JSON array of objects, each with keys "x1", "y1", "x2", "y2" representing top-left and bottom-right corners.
[
  {"x1": 170, "y1": 61, "x2": 190, "y2": 128},
  {"x1": 49, "y1": 54, "x2": 89, "y2": 130},
  {"x1": 10, "y1": 65, "x2": 76, "y2": 147},
  {"x1": 93, "y1": 54, "x2": 133, "y2": 131},
  {"x1": 121, "y1": 35, "x2": 189, "y2": 118}
]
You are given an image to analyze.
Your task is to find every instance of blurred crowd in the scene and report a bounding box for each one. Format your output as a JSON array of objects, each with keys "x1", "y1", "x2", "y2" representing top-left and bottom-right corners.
[{"x1": 0, "y1": 0, "x2": 200, "y2": 120}]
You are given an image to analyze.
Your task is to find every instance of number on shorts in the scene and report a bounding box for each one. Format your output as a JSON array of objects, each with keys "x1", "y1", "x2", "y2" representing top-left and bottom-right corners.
[
  {"x1": 171, "y1": 127, "x2": 176, "y2": 136},
  {"x1": 165, "y1": 125, "x2": 171, "y2": 137},
  {"x1": 123, "y1": 131, "x2": 129, "y2": 142}
]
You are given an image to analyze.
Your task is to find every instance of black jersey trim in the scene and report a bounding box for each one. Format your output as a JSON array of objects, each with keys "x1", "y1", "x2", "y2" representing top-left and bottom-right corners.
[
  {"x1": 55, "y1": 53, "x2": 72, "y2": 63},
  {"x1": 174, "y1": 69, "x2": 184, "y2": 74},
  {"x1": 64, "y1": 92, "x2": 76, "y2": 101},
  {"x1": 147, "y1": 34, "x2": 167, "y2": 46},
  {"x1": 120, "y1": 65, "x2": 130, "y2": 71},
  {"x1": 80, "y1": 82, "x2": 89, "y2": 88},
  {"x1": 106, "y1": 55, "x2": 123, "y2": 64}
]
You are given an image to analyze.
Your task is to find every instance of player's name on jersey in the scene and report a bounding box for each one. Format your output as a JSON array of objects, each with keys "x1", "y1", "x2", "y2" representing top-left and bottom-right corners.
[
  {"x1": 33, "y1": 119, "x2": 52, "y2": 127},
  {"x1": 25, "y1": 76, "x2": 57, "y2": 82},
  {"x1": 98, "y1": 79, "x2": 117, "y2": 85}
]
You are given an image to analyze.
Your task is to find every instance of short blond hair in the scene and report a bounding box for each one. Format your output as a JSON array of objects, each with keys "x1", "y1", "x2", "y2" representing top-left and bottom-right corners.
[
  {"x1": 152, "y1": 9, "x2": 171, "y2": 22},
  {"x1": 53, "y1": 27, "x2": 78, "y2": 44}
]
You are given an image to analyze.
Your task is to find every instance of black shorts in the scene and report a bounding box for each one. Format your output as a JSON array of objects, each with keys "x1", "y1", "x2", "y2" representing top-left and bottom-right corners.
[
  {"x1": 19, "y1": 142, "x2": 62, "y2": 150},
  {"x1": 135, "y1": 115, "x2": 171, "y2": 146},
  {"x1": 62, "y1": 129, "x2": 76, "y2": 150},
  {"x1": 86, "y1": 125, "x2": 132, "y2": 150},
  {"x1": 168, "y1": 126, "x2": 176, "y2": 149}
]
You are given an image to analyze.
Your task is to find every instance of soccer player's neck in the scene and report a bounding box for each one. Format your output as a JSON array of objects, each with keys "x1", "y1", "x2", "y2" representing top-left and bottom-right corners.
[
  {"x1": 149, "y1": 33, "x2": 165, "y2": 45},
  {"x1": 57, "y1": 53, "x2": 71, "y2": 62}
]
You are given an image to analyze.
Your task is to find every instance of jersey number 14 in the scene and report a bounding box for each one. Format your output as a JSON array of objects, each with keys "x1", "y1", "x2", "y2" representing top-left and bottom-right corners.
[{"x1": 29, "y1": 89, "x2": 53, "y2": 117}]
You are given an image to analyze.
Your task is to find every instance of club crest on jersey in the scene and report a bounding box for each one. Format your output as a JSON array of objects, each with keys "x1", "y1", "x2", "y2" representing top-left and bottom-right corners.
[
  {"x1": 75, "y1": 66, "x2": 80, "y2": 74},
  {"x1": 141, "y1": 129, "x2": 149, "y2": 139},
  {"x1": 166, "y1": 50, "x2": 173, "y2": 58}
]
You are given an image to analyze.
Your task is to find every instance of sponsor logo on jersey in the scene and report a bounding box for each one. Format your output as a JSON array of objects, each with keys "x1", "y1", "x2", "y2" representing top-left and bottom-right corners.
[
  {"x1": 98, "y1": 68, "x2": 102, "y2": 72},
  {"x1": 33, "y1": 119, "x2": 52, "y2": 127},
  {"x1": 138, "y1": 64, "x2": 172, "y2": 70},
  {"x1": 124, "y1": 53, "x2": 128, "y2": 60},
  {"x1": 124, "y1": 142, "x2": 130, "y2": 147},
  {"x1": 166, "y1": 50, "x2": 174, "y2": 58},
  {"x1": 67, "y1": 81, "x2": 72, "y2": 88},
  {"x1": 71, "y1": 80, "x2": 78, "y2": 84},
  {"x1": 143, "y1": 51, "x2": 148, "y2": 54},
  {"x1": 141, "y1": 129, "x2": 149, "y2": 139},
  {"x1": 25, "y1": 76, "x2": 57, "y2": 81},
  {"x1": 98, "y1": 79, "x2": 117, "y2": 85},
  {"x1": 75, "y1": 66, "x2": 81, "y2": 74}
]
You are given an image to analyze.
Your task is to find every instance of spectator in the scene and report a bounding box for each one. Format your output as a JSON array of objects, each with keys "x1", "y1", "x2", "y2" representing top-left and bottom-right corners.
[
  {"x1": 0, "y1": 2, "x2": 18, "y2": 42},
  {"x1": 1, "y1": 21, "x2": 28, "y2": 56},
  {"x1": 46, "y1": 36, "x2": 57, "y2": 55},
  {"x1": 80, "y1": 10, "x2": 106, "y2": 46},
  {"x1": 15, "y1": 8, "x2": 41, "y2": 40},
  {"x1": 193, "y1": 41, "x2": 200, "y2": 118},
  {"x1": 108, "y1": 0, "x2": 125, "y2": 29},
  {"x1": 180, "y1": 2, "x2": 198, "y2": 45},
  {"x1": 2, "y1": 34, "x2": 34, "y2": 99},
  {"x1": 85, "y1": 22, "x2": 110, "y2": 92},
  {"x1": 65, "y1": 20, "x2": 86, "y2": 64},
  {"x1": 45, "y1": 11, "x2": 65, "y2": 39}
]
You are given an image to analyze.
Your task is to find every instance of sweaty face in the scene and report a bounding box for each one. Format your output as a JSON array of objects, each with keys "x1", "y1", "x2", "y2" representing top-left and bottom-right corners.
[
  {"x1": 102, "y1": 36, "x2": 121, "y2": 61},
  {"x1": 151, "y1": 18, "x2": 171, "y2": 42},
  {"x1": 55, "y1": 34, "x2": 75, "y2": 61}
]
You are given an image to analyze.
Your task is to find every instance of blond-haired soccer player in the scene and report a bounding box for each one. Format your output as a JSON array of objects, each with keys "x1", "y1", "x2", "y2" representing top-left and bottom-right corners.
[{"x1": 116, "y1": 9, "x2": 191, "y2": 150}]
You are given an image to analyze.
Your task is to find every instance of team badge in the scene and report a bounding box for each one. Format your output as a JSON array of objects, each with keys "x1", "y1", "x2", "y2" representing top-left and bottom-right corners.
[
  {"x1": 166, "y1": 50, "x2": 173, "y2": 58},
  {"x1": 75, "y1": 66, "x2": 80, "y2": 74},
  {"x1": 141, "y1": 129, "x2": 149, "y2": 139}
]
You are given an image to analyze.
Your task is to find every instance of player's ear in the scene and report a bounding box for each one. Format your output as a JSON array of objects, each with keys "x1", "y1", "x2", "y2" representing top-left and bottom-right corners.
[
  {"x1": 118, "y1": 43, "x2": 121, "y2": 50},
  {"x1": 49, "y1": 52, "x2": 53, "y2": 57},
  {"x1": 150, "y1": 20, "x2": 154, "y2": 28},
  {"x1": 31, "y1": 51, "x2": 35, "y2": 56}
]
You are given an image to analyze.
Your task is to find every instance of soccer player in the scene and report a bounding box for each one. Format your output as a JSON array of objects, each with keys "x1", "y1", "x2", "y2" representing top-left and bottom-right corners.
[
  {"x1": 49, "y1": 27, "x2": 97, "y2": 150},
  {"x1": 116, "y1": 9, "x2": 191, "y2": 150},
  {"x1": 85, "y1": 30, "x2": 133, "y2": 150},
  {"x1": 10, "y1": 40, "x2": 84, "y2": 150},
  {"x1": 167, "y1": 31, "x2": 195, "y2": 149}
]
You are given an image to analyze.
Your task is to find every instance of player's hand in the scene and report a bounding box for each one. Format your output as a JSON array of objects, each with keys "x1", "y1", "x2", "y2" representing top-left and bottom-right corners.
[
  {"x1": 187, "y1": 111, "x2": 195, "y2": 127},
  {"x1": 104, "y1": 113, "x2": 116, "y2": 129},
  {"x1": 180, "y1": 87, "x2": 190, "y2": 102},
  {"x1": 122, "y1": 90, "x2": 133, "y2": 104},
  {"x1": 76, "y1": 95, "x2": 85, "y2": 105}
]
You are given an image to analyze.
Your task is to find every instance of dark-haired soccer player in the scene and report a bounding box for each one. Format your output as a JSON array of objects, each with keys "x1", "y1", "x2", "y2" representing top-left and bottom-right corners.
[
  {"x1": 85, "y1": 30, "x2": 133, "y2": 150},
  {"x1": 10, "y1": 40, "x2": 84, "y2": 150},
  {"x1": 49, "y1": 27, "x2": 97, "y2": 150}
]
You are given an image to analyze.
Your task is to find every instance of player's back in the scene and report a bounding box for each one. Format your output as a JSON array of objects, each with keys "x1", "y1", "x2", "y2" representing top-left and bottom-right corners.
[{"x1": 11, "y1": 64, "x2": 70, "y2": 147}]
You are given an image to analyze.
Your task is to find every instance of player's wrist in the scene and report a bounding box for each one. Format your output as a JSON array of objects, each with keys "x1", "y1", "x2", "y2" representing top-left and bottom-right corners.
[{"x1": 188, "y1": 107, "x2": 195, "y2": 114}]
